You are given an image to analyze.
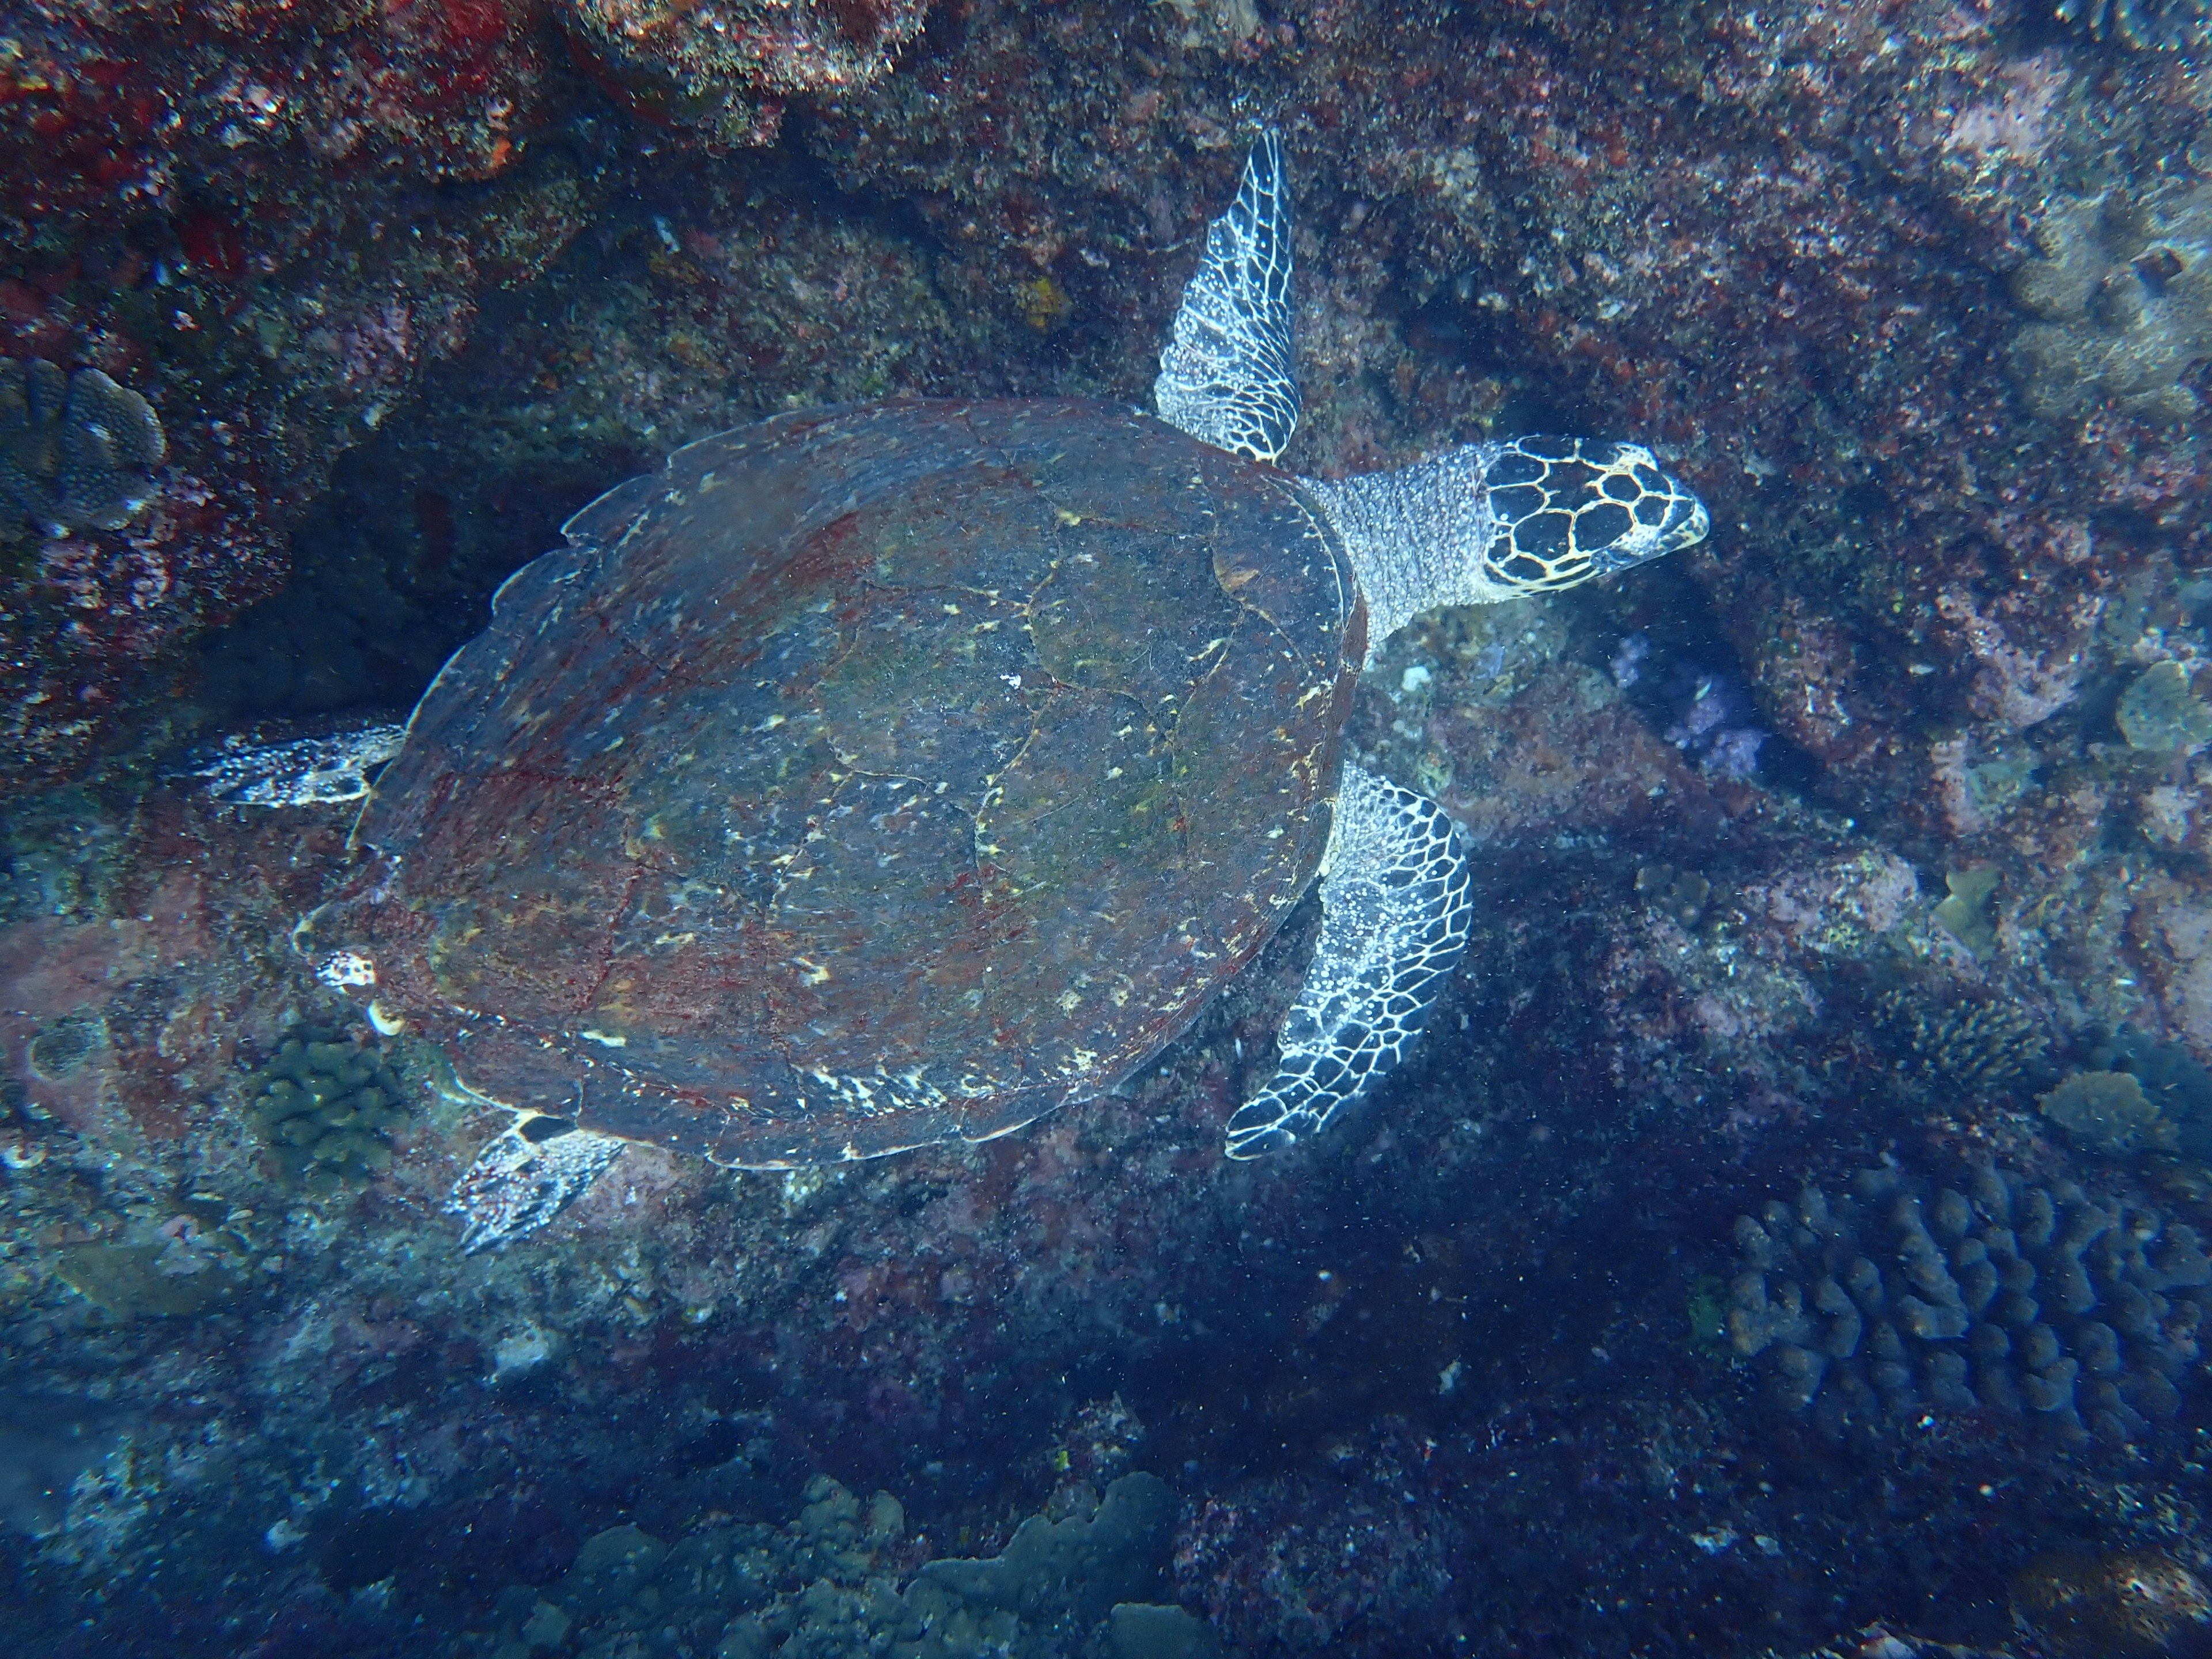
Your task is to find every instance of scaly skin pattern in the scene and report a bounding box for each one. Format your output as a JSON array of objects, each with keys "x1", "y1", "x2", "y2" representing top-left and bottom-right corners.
[{"x1": 316, "y1": 398, "x2": 1363, "y2": 1166}]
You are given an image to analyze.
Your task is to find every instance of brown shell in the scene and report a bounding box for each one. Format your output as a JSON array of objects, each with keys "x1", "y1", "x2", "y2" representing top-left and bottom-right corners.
[{"x1": 331, "y1": 399, "x2": 1363, "y2": 1165}]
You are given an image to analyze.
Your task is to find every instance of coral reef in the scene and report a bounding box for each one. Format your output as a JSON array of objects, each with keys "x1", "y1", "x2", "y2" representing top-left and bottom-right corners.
[
  {"x1": 7, "y1": 0, "x2": 2212, "y2": 1653},
  {"x1": 2012, "y1": 1548, "x2": 2212, "y2": 1659},
  {"x1": 471, "y1": 1471, "x2": 1185, "y2": 1659},
  {"x1": 2010, "y1": 185, "x2": 2212, "y2": 426},
  {"x1": 1730, "y1": 1161, "x2": 2211, "y2": 1446},
  {"x1": 0, "y1": 358, "x2": 164, "y2": 539},
  {"x1": 558, "y1": 0, "x2": 930, "y2": 146}
]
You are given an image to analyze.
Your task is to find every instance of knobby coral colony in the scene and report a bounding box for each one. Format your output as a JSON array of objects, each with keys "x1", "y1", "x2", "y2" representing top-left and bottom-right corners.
[
  {"x1": 1730, "y1": 1161, "x2": 2210, "y2": 1447},
  {"x1": 0, "y1": 357, "x2": 165, "y2": 539},
  {"x1": 2055, "y1": 0, "x2": 2212, "y2": 48}
]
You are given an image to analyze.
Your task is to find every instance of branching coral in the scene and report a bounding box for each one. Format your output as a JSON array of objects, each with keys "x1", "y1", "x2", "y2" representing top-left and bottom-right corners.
[
  {"x1": 1871, "y1": 986, "x2": 2050, "y2": 1103},
  {"x1": 0, "y1": 358, "x2": 165, "y2": 540}
]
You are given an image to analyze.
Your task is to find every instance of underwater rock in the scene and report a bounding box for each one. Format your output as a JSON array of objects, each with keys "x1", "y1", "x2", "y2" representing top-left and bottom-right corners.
[
  {"x1": 2039, "y1": 1070, "x2": 2176, "y2": 1157},
  {"x1": 476, "y1": 1471, "x2": 1184, "y2": 1659},
  {"x1": 2012, "y1": 1549, "x2": 2212, "y2": 1659},
  {"x1": 0, "y1": 358, "x2": 165, "y2": 540},
  {"x1": 1109, "y1": 1603, "x2": 1221, "y2": 1659},
  {"x1": 2117, "y1": 662, "x2": 2212, "y2": 753},
  {"x1": 558, "y1": 0, "x2": 930, "y2": 146},
  {"x1": 2010, "y1": 186, "x2": 2212, "y2": 426},
  {"x1": 0, "y1": 1391, "x2": 127, "y2": 1538},
  {"x1": 1636, "y1": 863, "x2": 1711, "y2": 929},
  {"x1": 1729, "y1": 1160, "x2": 2212, "y2": 1446}
]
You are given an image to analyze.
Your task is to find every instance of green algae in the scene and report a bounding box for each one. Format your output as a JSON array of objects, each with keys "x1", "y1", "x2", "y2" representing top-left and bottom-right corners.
[{"x1": 1933, "y1": 868, "x2": 2001, "y2": 959}]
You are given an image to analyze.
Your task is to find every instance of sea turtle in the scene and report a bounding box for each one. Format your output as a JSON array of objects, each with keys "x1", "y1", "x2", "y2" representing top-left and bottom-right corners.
[{"x1": 251, "y1": 134, "x2": 1707, "y2": 1251}]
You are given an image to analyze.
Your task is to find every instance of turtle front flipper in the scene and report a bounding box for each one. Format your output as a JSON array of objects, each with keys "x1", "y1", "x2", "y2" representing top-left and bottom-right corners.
[
  {"x1": 446, "y1": 1118, "x2": 628, "y2": 1253},
  {"x1": 1225, "y1": 764, "x2": 1472, "y2": 1159},
  {"x1": 1153, "y1": 130, "x2": 1300, "y2": 463}
]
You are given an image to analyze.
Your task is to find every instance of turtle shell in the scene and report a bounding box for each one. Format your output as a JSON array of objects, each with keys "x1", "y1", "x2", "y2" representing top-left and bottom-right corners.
[{"x1": 328, "y1": 399, "x2": 1363, "y2": 1165}]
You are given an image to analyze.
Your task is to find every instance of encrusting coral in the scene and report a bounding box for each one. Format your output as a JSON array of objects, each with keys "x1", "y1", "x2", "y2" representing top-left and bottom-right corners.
[
  {"x1": 0, "y1": 357, "x2": 165, "y2": 540},
  {"x1": 2009, "y1": 185, "x2": 2212, "y2": 425},
  {"x1": 2039, "y1": 1070, "x2": 2175, "y2": 1157},
  {"x1": 2116, "y1": 661, "x2": 2212, "y2": 753},
  {"x1": 472, "y1": 1471, "x2": 1192, "y2": 1659}
]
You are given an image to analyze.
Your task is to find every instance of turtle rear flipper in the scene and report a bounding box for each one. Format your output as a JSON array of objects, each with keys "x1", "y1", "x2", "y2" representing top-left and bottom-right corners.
[
  {"x1": 186, "y1": 723, "x2": 408, "y2": 807},
  {"x1": 447, "y1": 1119, "x2": 628, "y2": 1255},
  {"x1": 1225, "y1": 764, "x2": 1472, "y2": 1158},
  {"x1": 1153, "y1": 130, "x2": 1300, "y2": 464}
]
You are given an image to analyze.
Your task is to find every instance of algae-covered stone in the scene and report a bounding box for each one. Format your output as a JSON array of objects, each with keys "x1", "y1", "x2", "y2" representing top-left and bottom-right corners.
[
  {"x1": 2116, "y1": 661, "x2": 2212, "y2": 752},
  {"x1": 52, "y1": 1241, "x2": 232, "y2": 1320},
  {"x1": 2039, "y1": 1071, "x2": 2176, "y2": 1156}
]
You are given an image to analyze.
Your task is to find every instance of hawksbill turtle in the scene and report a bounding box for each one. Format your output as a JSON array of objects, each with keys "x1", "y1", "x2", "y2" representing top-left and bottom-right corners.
[{"x1": 222, "y1": 134, "x2": 1708, "y2": 1251}]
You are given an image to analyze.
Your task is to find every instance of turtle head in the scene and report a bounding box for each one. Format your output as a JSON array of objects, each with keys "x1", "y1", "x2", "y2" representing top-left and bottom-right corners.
[{"x1": 1476, "y1": 437, "x2": 1707, "y2": 596}]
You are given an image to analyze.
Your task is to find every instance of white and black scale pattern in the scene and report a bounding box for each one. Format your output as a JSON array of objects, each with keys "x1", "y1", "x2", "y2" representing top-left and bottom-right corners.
[
  {"x1": 1475, "y1": 437, "x2": 1703, "y2": 594},
  {"x1": 1152, "y1": 130, "x2": 1300, "y2": 464},
  {"x1": 1223, "y1": 763, "x2": 1472, "y2": 1158},
  {"x1": 1729, "y1": 1160, "x2": 2212, "y2": 1445}
]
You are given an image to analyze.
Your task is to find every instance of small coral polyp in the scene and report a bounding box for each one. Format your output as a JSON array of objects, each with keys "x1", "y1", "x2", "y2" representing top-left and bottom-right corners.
[{"x1": 559, "y1": 0, "x2": 931, "y2": 145}]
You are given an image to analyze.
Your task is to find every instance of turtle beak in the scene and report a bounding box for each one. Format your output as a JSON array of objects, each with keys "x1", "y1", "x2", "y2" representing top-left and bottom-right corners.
[
  {"x1": 1658, "y1": 490, "x2": 1710, "y2": 556},
  {"x1": 1599, "y1": 476, "x2": 1707, "y2": 575}
]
